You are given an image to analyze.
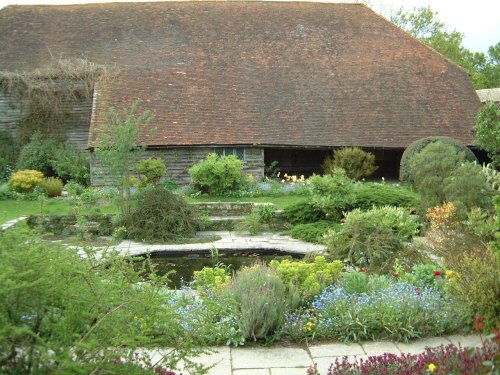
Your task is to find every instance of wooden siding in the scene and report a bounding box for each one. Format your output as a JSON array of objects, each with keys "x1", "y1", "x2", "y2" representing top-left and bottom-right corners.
[
  {"x1": 0, "y1": 90, "x2": 92, "y2": 150},
  {"x1": 91, "y1": 146, "x2": 265, "y2": 186}
]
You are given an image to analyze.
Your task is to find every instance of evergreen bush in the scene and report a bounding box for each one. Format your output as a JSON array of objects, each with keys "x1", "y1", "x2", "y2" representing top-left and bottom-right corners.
[
  {"x1": 400, "y1": 136, "x2": 476, "y2": 183},
  {"x1": 352, "y1": 183, "x2": 420, "y2": 211},
  {"x1": 135, "y1": 157, "x2": 167, "y2": 186},
  {"x1": 8, "y1": 169, "x2": 44, "y2": 192},
  {"x1": 125, "y1": 187, "x2": 200, "y2": 243},
  {"x1": 16, "y1": 132, "x2": 58, "y2": 176},
  {"x1": 322, "y1": 147, "x2": 378, "y2": 180},
  {"x1": 39, "y1": 176, "x2": 64, "y2": 197}
]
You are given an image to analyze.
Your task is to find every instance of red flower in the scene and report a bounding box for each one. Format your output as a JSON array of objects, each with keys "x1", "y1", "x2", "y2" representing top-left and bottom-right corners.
[
  {"x1": 359, "y1": 268, "x2": 366, "y2": 273},
  {"x1": 393, "y1": 273, "x2": 399, "y2": 278},
  {"x1": 415, "y1": 288, "x2": 421, "y2": 296},
  {"x1": 433, "y1": 270, "x2": 442, "y2": 277}
]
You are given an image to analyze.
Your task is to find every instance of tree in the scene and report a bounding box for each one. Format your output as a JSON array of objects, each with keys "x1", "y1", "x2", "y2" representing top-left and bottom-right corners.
[
  {"x1": 474, "y1": 101, "x2": 500, "y2": 167},
  {"x1": 95, "y1": 100, "x2": 152, "y2": 216},
  {"x1": 391, "y1": 6, "x2": 499, "y2": 89}
]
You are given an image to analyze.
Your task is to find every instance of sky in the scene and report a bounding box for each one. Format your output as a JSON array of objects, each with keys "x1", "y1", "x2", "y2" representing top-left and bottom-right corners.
[{"x1": 0, "y1": 0, "x2": 498, "y2": 53}]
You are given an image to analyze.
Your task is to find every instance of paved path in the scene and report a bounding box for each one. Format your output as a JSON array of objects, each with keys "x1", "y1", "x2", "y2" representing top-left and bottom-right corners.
[
  {"x1": 161, "y1": 335, "x2": 483, "y2": 375},
  {"x1": 85, "y1": 231, "x2": 326, "y2": 258}
]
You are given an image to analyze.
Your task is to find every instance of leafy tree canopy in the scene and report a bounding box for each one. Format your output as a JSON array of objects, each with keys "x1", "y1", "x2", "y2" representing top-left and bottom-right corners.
[{"x1": 391, "y1": 6, "x2": 499, "y2": 89}]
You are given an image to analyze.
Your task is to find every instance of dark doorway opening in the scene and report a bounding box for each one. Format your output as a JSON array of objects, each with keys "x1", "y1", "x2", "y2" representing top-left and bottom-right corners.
[{"x1": 264, "y1": 147, "x2": 404, "y2": 180}]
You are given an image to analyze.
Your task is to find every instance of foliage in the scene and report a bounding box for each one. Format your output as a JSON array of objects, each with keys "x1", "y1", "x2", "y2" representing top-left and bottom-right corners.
[
  {"x1": 309, "y1": 170, "x2": 355, "y2": 221},
  {"x1": 324, "y1": 206, "x2": 420, "y2": 273},
  {"x1": 352, "y1": 183, "x2": 420, "y2": 211},
  {"x1": 125, "y1": 187, "x2": 200, "y2": 243},
  {"x1": 235, "y1": 205, "x2": 276, "y2": 235},
  {"x1": 192, "y1": 266, "x2": 232, "y2": 292},
  {"x1": 0, "y1": 229, "x2": 204, "y2": 374},
  {"x1": 391, "y1": 6, "x2": 499, "y2": 89},
  {"x1": 474, "y1": 101, "x2": 500, "y2": 167},
  {"x1": 94, "y1": 100, "x2": 152, "y2": 216},
  {"x1": 282, "y1": 201, "x2": 326, "y2": 225},
  {"x1": 310, "y1": 280, "x2": 463, "y2": 342},
  {"x1": 286, "y1": 221, "x2": 339, "y2": 244},
  {"x1": 16, "y1": 132, "x2": 58, "y2": 176},
  {"x1": 339, "y1": 271, "x2": 391, "y2": 295},
  {"x1": 324, "y1": 342, "x2": 499, "y2": 375},
  {"x1": 443, "y1": 162, "x2": 493, "y2": 212},
  {"x1": 0, "y1": 183, "x2": 14, "y2": 200},
  {"x1": 322, "y1": 147, "x2": 378, "y2": 180},
  {"x1": 264, "y1": 160, "x2": 280, "y2": 179},
  {"x1": 51, "y1": 146, "x2": 90, "y2": 185},
  {"x1": 0, "y1": 131, "x2": 18, "y2": 182},
  {"x1": 38, "y1": 177, "x2": 64, "y2": 198},
  {"x1": 269, "y1": 256, "x2": 343, "y2": 300},
  {"x1": 399, "y1": 136, "x2": 476, "y2": 183},
  {"x1": 397, "y1": 263, "x2": 446, "y2": 291},
  {"x1": 228, "y1": 263, "x2": 298, "y2": 341},
  {"x1": 409, "y1": 141, "x2": 469, "y2": 208},
  {"x1": 8, "y1": 169, "x2": 44, "y2": 192},
  {"x1": 135, "y1": 157, "x2": 167, "y2": 186},
  {"x1": 188, "y1": 153, "x2": 246, "y2": 196},
  {"x1": 431, "y1": 227, "x2": 500, "y2": 332}
]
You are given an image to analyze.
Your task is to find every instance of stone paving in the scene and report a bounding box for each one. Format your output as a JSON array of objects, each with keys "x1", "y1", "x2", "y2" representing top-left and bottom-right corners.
[
  {"x1": 1, "y1": 216, "x2": 26, "y2": 232},
  {"x1": 85, "y1": 231, "x2": 326, "y2": 258},
  {"x1": 174, "y1": 335, "x2": 484, "y2": 375}
]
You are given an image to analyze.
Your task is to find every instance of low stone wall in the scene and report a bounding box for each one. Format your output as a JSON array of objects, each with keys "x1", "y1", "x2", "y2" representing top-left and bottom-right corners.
[{"x1": 27, "y1": 214, "x2": 114, "y2": 236}]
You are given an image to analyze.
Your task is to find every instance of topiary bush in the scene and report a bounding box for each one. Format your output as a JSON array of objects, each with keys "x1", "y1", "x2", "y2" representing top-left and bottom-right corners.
[
  {"x1": 38, "y1": 177, "x2": 64, "y2": 197},
  {"x1": 188, "y1": 153, "x2": 246, "y2": 196},
  {"x1": 135, "y1": 157, "x2": 167, "y2": 186},
  {"x1": 400, "y1": 136, "x2": 476, "y2": 183},
  {"x1": 409, "y1": 141, "x2": 469, "y2": 208},
  {"x1": 352, "y1": 183, "x2": 421, "y2": 211},
  {"x1": 322, "y1": 147, "x2": 378, "y2": 180},
  {"x1": 125, "y1": 187, "x2": 201, "y2": 243},
  {"x1": 8, "y1": 169, "x2": 44, "y2": 192}
]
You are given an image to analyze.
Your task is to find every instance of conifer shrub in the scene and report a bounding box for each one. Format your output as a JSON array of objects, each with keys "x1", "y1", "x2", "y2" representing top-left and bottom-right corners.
[
  {"x1": 285, "y1": 221, "x2": 339, "y2": 244},
  {"x1": 282, "y1": 201, "x2": 327, "y2": 225},
  {"x1": 125, "y1": 187, "x2": 200, "y2": 243},
  {"x1": 400, "y1": 136, "x2": 476, "y2": 183},
  {"x1": 322, "y1": 147, "x2": 378, "y2": 180},
  {"x1": 38, "y1": 176, "x2": 64, "y2": 197},
  {"x1": 352, "y1": 183, "x2": 421, "y2": 211},
  {"x1": 8, "y1": 169, "x2": 44, "y2": 192}
]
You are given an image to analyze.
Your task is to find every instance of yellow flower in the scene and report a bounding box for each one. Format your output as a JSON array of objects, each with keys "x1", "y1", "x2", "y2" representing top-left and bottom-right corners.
[
  {"x1": 428, "y1": 363, "x2": 436, "y2": 373},
  {"x1": 305, "y1": 321, "x2": 316, "y2": 332}
]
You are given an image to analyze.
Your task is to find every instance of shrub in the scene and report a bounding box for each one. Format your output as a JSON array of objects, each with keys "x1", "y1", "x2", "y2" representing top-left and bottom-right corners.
[
  {"x1": 7, "y1": 169, "x2": 44, "y2": 192},
  {"x1": 409, "y1": 141, "x2": 469, "y2": 208},
  {"x1": 125, "y1": 187, "x2": 200, "y2": 243},
  {"x1": 0, "y1": 183, "x2": 14, "y2": 200},
  {"x1": 16, "y1": 132, "x2": 58, "y2": 176},
  {"x1": 0, "y1": 131, "x2": 18, "y2": 182},
  {"x1": 38, "y1": 176, "x2": 64, "y2": 197},
  {"x1": 400, "y1": 136, "x2": 476, "y2": 183},
  {"x1": 192, "y1": 266, "x2": 232, "y2": 292},
  {"x1": 352, "y1": 183, "x2": 420, "y2": 211},
  {"x1": 474, "y1": 101, "x2": 500, "y2": 167},
  {"x1": 188, "y1": 153, "x2": 246, "y2": 195},
  {"x1": 0, "y1": 229, "x2": 202, "y2": 374},
  {"x1": 443, "y1": 162, "x2": 493, "y2": 212},
  {"x1": 310, "y1": 281, "x2": 464, "y2": 342},
  {"x1": 286, "y1": 221, "x2": 339, "y2": 244},
  {"x1": 269, "y1": 256, "x2": 343, "y2": 300},
  {"x1": 135, "y1": 157, "x2": 167, "y2": 186},
  {"x1": 323, "y1": 147, "x2": 378, "y2": 180},
  {"x1": 324, "y1": 206, "x2": 420, "y2": 273},
  {"x1": 282, "y1": 201, "x2": 326, "y2": 225},
  {"x1": 323, "y1": 342, "x2": 499, "y2": 375},
  {"x1": 51, "y1": 147, "x2": 90, "y2": 185},
  {"x1": 309, "y1": 170, "x2": 355, "y2": 221},
  {"x1": 229, "y1": 263, "x2": 297, "y2": 341}
]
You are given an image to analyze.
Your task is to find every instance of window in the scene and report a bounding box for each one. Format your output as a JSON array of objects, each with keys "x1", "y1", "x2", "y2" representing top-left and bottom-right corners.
[{"x1": 213, "y1": 147, "x2": 245, "y2": 161}]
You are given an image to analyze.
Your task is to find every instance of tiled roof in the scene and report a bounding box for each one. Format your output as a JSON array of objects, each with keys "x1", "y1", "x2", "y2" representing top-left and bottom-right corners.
[{"x1": 0, "y1": 2, "x2": 481, "y2": 148}]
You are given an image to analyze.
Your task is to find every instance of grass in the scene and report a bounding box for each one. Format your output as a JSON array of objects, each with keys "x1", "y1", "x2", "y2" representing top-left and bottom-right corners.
[
  {"x1": 1, "y1": 195, "x2": 307, "y2": 224},
  {"x1": 0, "y1": 198, "x2": 117, "y2": 224}
]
